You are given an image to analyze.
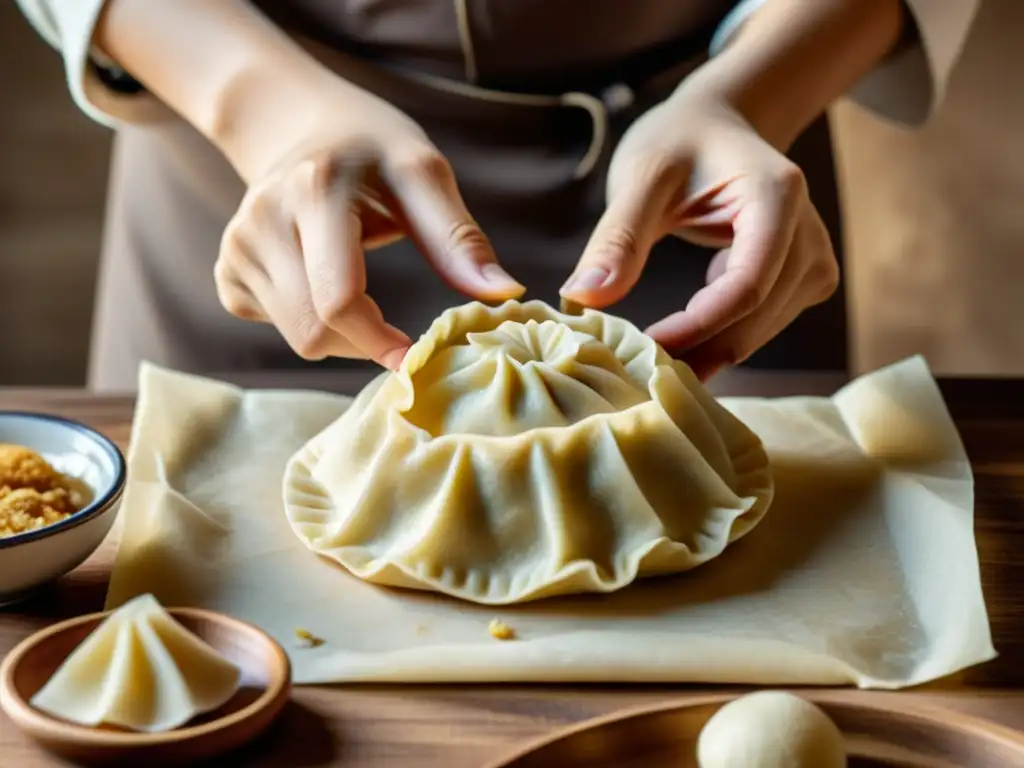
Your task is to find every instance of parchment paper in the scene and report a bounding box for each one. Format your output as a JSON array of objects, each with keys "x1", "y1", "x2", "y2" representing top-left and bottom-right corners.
[{"x1": 105, "y1": 357, "x2": 995, "y2": 689}]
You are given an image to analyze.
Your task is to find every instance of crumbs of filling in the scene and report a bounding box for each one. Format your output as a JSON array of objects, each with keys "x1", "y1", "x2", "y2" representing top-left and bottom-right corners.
[
  {"x1": 488, "y1": 619, "x2": 516, "y2": 641},
  {"x1": 295, "y1": 628, "x2": 325, "y2": 648},
  {"x1": 0, "y1": 445, "x2": 90, "y2": 538}
]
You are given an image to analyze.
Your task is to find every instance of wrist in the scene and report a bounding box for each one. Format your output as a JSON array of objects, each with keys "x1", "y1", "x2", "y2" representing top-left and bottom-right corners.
[
  {"x1": 682, "y1": 0, "x2": 903, "y2": 151},
  {"x1": 209, "y1": 54, "x2": 340, "y2": 181},
  {"x1": 93, "y1": 0, "x2": 350, "y2": 182},
  {"x1": 675, "y1": 56, "x2": 802, "y2": 152}
]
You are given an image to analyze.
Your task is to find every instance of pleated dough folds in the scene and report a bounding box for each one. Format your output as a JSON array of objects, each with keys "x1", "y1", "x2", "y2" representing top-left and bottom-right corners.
[
  {"x1": 284, "y1": 301, "x2": 774, "y2": 604},
  {"x1": 30, "y1": 594, "x2": 240, "y2": 732}
]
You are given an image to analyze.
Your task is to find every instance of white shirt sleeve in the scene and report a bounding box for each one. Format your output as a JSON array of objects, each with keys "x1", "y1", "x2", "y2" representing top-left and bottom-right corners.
[
  {"x1": 710, "y1": 0, "x2": 982, "y2": 126},
  {"x1": 15, "y1": 0, "x2": 167, "y2": 127}
]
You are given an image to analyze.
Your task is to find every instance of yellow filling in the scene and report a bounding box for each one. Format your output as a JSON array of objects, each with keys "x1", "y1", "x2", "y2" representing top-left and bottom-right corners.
[{"x1": 0, "y1": 445, "x2": 90, "y2": 537}]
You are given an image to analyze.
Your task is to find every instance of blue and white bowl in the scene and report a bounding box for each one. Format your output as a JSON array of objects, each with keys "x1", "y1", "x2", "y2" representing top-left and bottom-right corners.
[{"x1": 0, "y1": 412, "x2": 126, "y2": 605}]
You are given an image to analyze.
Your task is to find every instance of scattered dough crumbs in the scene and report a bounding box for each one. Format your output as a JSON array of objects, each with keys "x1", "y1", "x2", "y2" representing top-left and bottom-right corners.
[
  {"x1": 488, "y1": 619, "x2": 515, "y2": 641},
  {"x1": 295, "y1": 628, "x2": 325, "y2": 648},
  {"x1": 0, "y1": 444, "x2": 90, "y2": 537}
]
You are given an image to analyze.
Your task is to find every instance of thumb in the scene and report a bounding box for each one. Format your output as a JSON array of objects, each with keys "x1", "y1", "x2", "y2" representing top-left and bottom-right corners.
[
  {"x1": 561, "y1": 176, "x2": 675, "y2": 308},
  {"x1": 387, "y1": 151, "x2": 524, "y2": 302}
]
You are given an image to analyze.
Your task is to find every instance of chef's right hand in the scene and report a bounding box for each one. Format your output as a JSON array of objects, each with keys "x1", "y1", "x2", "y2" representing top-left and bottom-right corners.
[{"x1": 213, "y1": 79, "x2": 524, "y2": 370}]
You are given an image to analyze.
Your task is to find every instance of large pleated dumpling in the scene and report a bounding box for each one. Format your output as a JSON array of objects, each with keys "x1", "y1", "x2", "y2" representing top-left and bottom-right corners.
[{"x1": 283, "y1": 301, "x2": 774, "y2": 605}]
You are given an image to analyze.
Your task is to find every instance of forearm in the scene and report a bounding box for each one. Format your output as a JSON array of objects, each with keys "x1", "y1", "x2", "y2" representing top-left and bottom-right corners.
[
  {"x1": 690, "y1": 0, "x2": 904, "y2": 150},
  {"x1": 94, "y1": 0, "x2": 349, "y2": 178}
]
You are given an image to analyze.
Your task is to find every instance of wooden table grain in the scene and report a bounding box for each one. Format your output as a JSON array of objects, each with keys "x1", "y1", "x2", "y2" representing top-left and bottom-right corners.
[{"x1": 3, "y1": 374, "x2": 1024, "y2": 767}]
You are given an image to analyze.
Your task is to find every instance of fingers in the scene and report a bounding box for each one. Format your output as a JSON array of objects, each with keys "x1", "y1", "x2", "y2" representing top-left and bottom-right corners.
[
  {"x1": 217, "y1": 155, "x2": 411, "y2": 370},
  {"x1": 358, "y1": 195, "x2": 405, "y2": 251},
  {"x1": 681, "y1": 269, "x2": 808, "y2": 383},
  {"x1": 645, "y1": 169, "x2": 803, "y2": 352},
  {"x1": 213, "y1": 268, "x2": 268, "y2": 324},
  {"x1": 680, "y1": 275, "x2": 801, "y2": 382},
  {"x1": 672, "y1": 223, "x2": 734, "y2": 250},
  {"x1": 561, "y1": 167, "x2": 677, "y2": 308},
  {"x1": 659, "y1": 212, "x2": 839, "y2": 381},
  {"x1": 385, "y1": 150, "x2": 524, "y2": 301},
  {"x1": 671, "y1": 178, "x2": 742, "y2": 250},
  {"x1": 296, "y1": 158, "x2": 412, "y2": 370},
  {"x1": 218, "y1": 223, "x2": 362, "y2": 361},
  {"x1": 217, "y1": 141, "x2": 518, "y2": 371}
]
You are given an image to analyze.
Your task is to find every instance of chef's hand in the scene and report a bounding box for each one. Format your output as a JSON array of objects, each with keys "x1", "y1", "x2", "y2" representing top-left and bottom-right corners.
[
  {"x1": 92, "y1": 0, "x2": 523, "y2": 371},
  {"x1": 213, "y1": 79, "x2": 524, "y2": 370},
  {"x1": 561, "y1": 90, "x2": 839, "y2": 381}
]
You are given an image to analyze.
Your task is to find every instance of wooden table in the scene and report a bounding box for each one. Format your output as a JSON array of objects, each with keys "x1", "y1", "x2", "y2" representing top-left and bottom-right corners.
[{"x1": 3, "y1": 373, "x2": 1024, "y2": 767}]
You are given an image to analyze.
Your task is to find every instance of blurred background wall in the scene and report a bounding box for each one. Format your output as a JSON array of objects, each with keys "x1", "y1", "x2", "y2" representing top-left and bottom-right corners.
[
  {"x1": 0, "y1": 3, "x2": 846, "y2": 386},
  {"x1": 0, "y1": 4, "x2": 111, "y2": 386}
]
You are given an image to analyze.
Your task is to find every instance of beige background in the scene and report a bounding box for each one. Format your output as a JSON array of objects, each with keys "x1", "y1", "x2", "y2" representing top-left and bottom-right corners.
[
  {"x1": 833, "y1": 0, "x2": 1024, "y2": 377},
  {"x1": 0, "y1": 4, "x2": 110, "y2": 386}
]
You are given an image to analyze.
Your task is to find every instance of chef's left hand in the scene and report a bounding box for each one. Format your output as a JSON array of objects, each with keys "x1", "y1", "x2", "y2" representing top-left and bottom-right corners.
[{"x1": 560, "y1": 88, "x2": 839, "y2": 381}]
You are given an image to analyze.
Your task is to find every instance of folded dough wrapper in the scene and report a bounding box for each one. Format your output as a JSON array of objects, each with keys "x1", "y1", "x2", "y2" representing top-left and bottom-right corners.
[{"x1": 105, "y1": 345, "x2": 994, "y2": 688}]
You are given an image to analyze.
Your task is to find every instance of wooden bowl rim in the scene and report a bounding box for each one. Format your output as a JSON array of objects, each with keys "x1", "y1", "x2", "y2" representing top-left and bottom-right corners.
[
  {"x1": 482, "y1": 691, "x2": 1024, "y2": 768},
  {"x1": 0, "y1": 605, "x2": 291, "y2": 747}
]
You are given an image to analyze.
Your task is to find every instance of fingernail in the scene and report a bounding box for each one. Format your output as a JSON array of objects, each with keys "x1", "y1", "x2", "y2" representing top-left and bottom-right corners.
[
  {"x1": 561, "y1": 267, "x2": 611, "y2": 296},
  {"x1": 479, "y1": 263, "x2": 525, "y2": 294},
  {"x1": 380, "y1": 346, "x2": 409, "y2": 372}
]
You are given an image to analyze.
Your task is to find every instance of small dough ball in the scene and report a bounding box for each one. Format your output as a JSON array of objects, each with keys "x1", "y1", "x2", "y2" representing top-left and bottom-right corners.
[{"x1": 697, "y1": 692, "x2": 846, "y2": 768}]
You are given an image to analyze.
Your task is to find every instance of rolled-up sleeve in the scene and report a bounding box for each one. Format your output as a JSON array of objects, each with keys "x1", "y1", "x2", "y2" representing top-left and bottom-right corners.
[
  {"x1": 15, "y1": 0, "x2": 164, "y2": 127},
  {"x1": 710, "y1": 0, "x2": 982, "y2": 126}
]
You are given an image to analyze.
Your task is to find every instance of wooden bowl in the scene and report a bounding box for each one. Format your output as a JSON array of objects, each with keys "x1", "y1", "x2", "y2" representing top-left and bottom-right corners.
[
  {"x1": 0, "y1": 607, "x2": 291, "y2": 765},
  {"x1": 486, "y1": 692, "x2": 1024, "y2": 767}
]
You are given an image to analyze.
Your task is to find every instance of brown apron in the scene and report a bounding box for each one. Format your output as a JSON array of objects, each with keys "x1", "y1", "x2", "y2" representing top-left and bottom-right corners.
[{"x1": 88, "y1": 0, "x2": 847, "y2": 391}]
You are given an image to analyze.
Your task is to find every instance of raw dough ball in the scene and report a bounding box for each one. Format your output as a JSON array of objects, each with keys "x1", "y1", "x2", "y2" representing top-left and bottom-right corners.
[{"x1": 697, "y1": 692, "x2": 846, "y2": 768}]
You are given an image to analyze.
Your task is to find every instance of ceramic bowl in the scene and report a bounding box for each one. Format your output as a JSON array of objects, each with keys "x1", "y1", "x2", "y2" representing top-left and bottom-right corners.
[{"x1": 0, "y1": 412, "x2": 126, "y2": 605}]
